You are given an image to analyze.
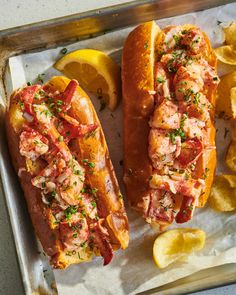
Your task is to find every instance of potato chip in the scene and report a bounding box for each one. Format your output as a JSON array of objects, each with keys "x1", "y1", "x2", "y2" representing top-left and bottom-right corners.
[
  {"x1": 224, "y1": 22, "x2": 236, "y2": 48},
  {"x1": 216, "y1": 71, "x2": 236, "y2": 118},
  {"x1": 230, "y1": 87, "x2": 236, "y2": 119},
  {"x1": 215, "y1": 45, "x2": 236, "y2": 65},
  {"x1": 209, "y1": 175, "x2": 236, "y2": 211},
  {"x1": 226, "y1": 141, "x2": 236, "y2": 171}
]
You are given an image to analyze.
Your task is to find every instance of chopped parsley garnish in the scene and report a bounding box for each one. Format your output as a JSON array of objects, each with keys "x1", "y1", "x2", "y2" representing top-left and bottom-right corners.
[
  {"x1": 58, "y1": 135, "x2": 63, "y2": 142},
  {"x1": 64, "y1": 206, "x2": 78, "y2": 220},
  {"x1": 27, "y1": 82, "x2": 32, "y2": 86},
  {"x1": 184, "y1": 172, "x2": 190, "y2": 180},
  {"x1": 178, "y1": 130, "x2": 185, "y2": 141},
  {"x1": 72, "y1": 224, "x2": 82, "y2": 231},
  {"x1": 213, "y1": 76, "x2": 218, "y2": 81},
  {"x1": 173, "y1": 34, "x2": 180, "y2": 45},
  {"x1": 180, "y1": 113, "x2": 188, "y2": 128},
  {"x1": 73, "y1": 233, "x2": 78, "y2": 238},
  {"x1": 80, "y1": 241, "x2": 86, "y2": 248},
  {"x1": 57, "y1": 100, "x2": 63, "y2": 105},
  {"x1": 168, "y1": 128, "x2": 186, "y2": 143},
  {"x1": 51, "y1": 190, "x2": 56, "y2": 197},
  {"x1": 34, "y1": 139, "x2": 40, "y2": 145},
  {"x1": 168, "y1": 132, "x2": 177, "y2": 144},
  {"x1": 156, "y1": 77, "x2": 165, "y2": 83},
  {"x1": 60, "y1": 47, "x2": 68, "y2": 55},
  {"x1": 82, "y1": 159, "x2": 95, "y2": 169},
  {"x1": 193, "y1": 92, "x2": 201, "y2": 105},
  {"x1": 144, "y1": 42, "x2": 148, "y2": 49},
  {"x1": 80, "y1": 186, "x2": 98, "y2": 196},
  {"x1": 34, "y1": 93, "x2": 42, "y2": 100},
  {"x1": 167, "y1": 59, "x2": 177, "y2": 73},
  {"x1": 78, "y1": 252, "x2": 83, "y2": 260},
  {"x1": 118, "y1": 194, "x2": 123, "y2": 199},
  {"x1": 74, "y1": 169, "x2": 82, "y2": 176},
  {"x1": 190, "y1": 163, "x2": 196, "y2": 170},
  {"x1": 192, "y1": 37, "x2": 200, "y2": 45},
  {"x1": 81, "y1": 210, "x2": 86, "y2": 218},
  {"x1": 202, "y1": 167, "x2": 210, "y2": 179},
  {"x1": 55, "y1": 107, "x2": 62, "y2": 113},
  {"x1": 90, "y1": 201, "x2": 97, "y2": 208},
  {"x1": 183, "y1": 88, "x2": 195, "y2": 101},
  {"x1": 43, "y1": 109, "x2": 53, "y2": 117},
  {"x1": 88, "y1": 162, "x2": 95, "y2": 168},
  {"x1": 91, "y1": 188, "x2": 98, "y2": 194},
  {"x1": 37, "y1": 74, "x2": 45, "y2": 83}
]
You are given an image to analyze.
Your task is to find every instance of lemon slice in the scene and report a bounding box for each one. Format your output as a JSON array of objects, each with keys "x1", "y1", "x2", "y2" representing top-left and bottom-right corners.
[
  {"x1": 54, "y1": 49, "x2": 121, "y2": 111},
  {"x1": 153, "y1": 228, "x2": 206, "y2": 269}
]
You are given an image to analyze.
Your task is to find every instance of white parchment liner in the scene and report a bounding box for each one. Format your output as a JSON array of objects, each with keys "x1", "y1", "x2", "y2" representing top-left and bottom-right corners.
[{"x1": 7, "y1": 3, "x2": 236, "y2": 294}]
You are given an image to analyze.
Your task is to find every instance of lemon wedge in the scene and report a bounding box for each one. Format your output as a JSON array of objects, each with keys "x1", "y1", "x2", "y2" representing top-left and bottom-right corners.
[
  {"x1": 153, "y1": 228, "x2": 206, "y2": 269},
  {"x1": 54, "y1": 49, "x2": 121, "y2": 111}
]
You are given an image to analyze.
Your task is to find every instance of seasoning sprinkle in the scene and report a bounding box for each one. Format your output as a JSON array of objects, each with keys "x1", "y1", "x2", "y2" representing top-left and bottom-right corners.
[{"x1": 60, "y1": 48, "x2": 68, "y2": 55}]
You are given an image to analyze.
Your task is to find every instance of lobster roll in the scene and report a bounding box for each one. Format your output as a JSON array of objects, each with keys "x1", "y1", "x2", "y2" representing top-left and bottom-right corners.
[
  {"x1": 122, "y1": 21, "x2": 218, "y2": 228},
  {"x1": 6, "y1": 76, "x2": 129, "y2": 268}
]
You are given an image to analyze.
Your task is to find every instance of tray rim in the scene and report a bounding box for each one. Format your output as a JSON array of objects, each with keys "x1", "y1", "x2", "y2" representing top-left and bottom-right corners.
[
  {"x1": 0, "y1": 0, "x2": 146, "y2": 37},
  {"x1": 1, "y1": 0, "x2": 236, "y2": 294}
]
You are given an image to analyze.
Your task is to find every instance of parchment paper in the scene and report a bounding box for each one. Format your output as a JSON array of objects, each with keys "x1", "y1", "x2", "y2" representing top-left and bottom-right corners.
[{"x1": 6, "y1": 3, "x2": 236, "y2": 294}]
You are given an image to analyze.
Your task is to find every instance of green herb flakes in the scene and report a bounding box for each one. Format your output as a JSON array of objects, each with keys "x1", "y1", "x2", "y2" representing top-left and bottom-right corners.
[
  {"x1": 58, "y1": 135, "x2": 63, "y2": 142},
  {"x1": 156, "y1": 77, "x2": 165, "y2": 83},
  {"x1": 64, "y1": 206, "x2": 78, "y2": 220},
  {"x1": 60, "y1": 48, "x2": 68, "y2": 55}
]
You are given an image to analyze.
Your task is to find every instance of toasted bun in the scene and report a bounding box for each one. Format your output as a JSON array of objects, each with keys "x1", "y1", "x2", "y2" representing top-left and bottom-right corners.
[
  {"x1": 122, "y1": 21, "x2": 161, "y2": 210},
  {"x1": 6, "y1": 76, "x2": 129, "y2": 268},
  {"x1": 122, "y1": 22, "x2": 217, "y2": 217}
]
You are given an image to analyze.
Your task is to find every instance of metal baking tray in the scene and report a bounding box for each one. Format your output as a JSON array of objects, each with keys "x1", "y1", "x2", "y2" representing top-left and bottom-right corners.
[{"x1": 0, "y1": 0, "x2": 236, "y2": 294}]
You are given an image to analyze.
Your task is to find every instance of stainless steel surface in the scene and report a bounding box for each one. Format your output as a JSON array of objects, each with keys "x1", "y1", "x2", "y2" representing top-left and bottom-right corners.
[
  {"x1": 0, "y1": 0, "x2": 235, "y2": 294},
  {"x1": 138, "y1": 264, "x2": 236, "y2": 294}
]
